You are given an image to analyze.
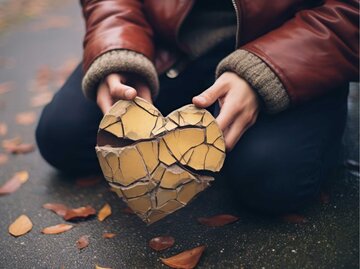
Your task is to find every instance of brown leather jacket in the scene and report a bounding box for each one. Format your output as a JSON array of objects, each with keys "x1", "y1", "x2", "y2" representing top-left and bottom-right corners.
[{"x1": 80, "y1": 0, "x2": 358, "y2": 112}]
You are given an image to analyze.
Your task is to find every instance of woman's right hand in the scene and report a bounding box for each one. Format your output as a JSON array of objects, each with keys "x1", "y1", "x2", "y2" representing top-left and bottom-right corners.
[{"x1": 96, "y1": 73, "x2": 152, "y2": 114}]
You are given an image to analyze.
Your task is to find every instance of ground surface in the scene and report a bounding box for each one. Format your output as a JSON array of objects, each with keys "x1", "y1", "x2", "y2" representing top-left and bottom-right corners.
[{"x1": 0, "y1": 1, "x2": 358, "y2": 269}]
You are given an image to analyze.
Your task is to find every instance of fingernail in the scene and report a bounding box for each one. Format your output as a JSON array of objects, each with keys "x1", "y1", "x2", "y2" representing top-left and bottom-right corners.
[
  {"x1": 125, "y1": 89, "x2": 134, "y2": 99},
  {"x1": 195, "y1": 96, "x2": 206, "y2": 103}
]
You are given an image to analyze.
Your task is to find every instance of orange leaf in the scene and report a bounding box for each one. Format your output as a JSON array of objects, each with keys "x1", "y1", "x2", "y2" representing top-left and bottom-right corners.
[
  {"x1": 197, "y1": 214, "x2": 239, "y2": 227},
  {"x1": 282, "y1": 214, "x2": 308, "y2": 224},
  {"x1": 161, "y1": 246, "x2": 206, "y2": 269},
  {"x1": 98, "y1": 203, "x2": 111, "y2": 221},
  {"x1": 64, "y1": 206, "x2": 96, "y2": 221},
  {"x1": 0, "y1": 122, "x2": 7, "y2": 136},
  {"x1": 149, "y1": 236, "x2": 175, "y2": 251},
  {"x1": 95, "y1": 265, "x2": 111, "y2": 269},
  {"x1": 102, "y1": 233, "x2": 116, "y2": 239},
  {"x1": 41, "y1": 224, "x2": 73, "y2": 234},
  {"x1": 2, "y1": 137, "x2": 21, "y2": 149},
  {"x1": 0, "y1": 171, "x2": 29, "y2": 195},
  {"x1": 76, "y1": 235, "x2": 89, "y2": 250},
  {"x1": 0, "y1": 153, "x2": 8, "y2": 165},
  {"x1": 0, "y1": 81, "x2": 14, "y2": 95},
  {"x1": 75, "y1": 175, "x2": 103, "y2": 187},
  {"x1": 16, "y1": 111, "x2": 36, "y2": 125},
  {"x1": 9, "y1": 215, "x2": 33, "y2": 237},
  {"x1": 4, "y1": 143, "x2": 35, "y2": 154},
  {"x1": 43, "y1": 203, "x2": 69, "y2": 217}
]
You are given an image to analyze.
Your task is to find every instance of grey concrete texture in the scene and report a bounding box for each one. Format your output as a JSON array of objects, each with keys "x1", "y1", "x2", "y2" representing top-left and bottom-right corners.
[{"x1": 0, "y1": 2, "x2": 358, "y2": 269}]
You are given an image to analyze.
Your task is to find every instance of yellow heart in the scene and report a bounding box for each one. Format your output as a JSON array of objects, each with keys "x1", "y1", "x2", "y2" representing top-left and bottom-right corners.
[{"x1": 96, "y1": 97, "x2": 225, "y2": 224}]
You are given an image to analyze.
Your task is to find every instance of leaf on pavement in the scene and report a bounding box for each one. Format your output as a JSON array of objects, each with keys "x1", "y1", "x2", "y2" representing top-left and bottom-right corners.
[
  {"x1": 0, "y1": 170, "x2": 29, "y2": 195},
  {"x1": 43, "y1": 203, "x2": 69, "y2": 217},
  {"x1": 149, "y1": 236, "x2": 175, "y2": 251},
  {"x1": 0, "y1": 153, "x2": 8, "y2": 165},
  {"x1": 0, "y1": 122, "x2": 7, "y2": 136},
  {"x1": 0, "y1": 81, "x2": 14, "y2": 95},
  {"x1": 161, "y1": 246, "x2": 206, "y2": 269},
  {"x1": 76, "y1": 235, "x2": 90, "y2": 250},
  {"x1": 197, "y1": 214, "x2": 239, "y2": 227},
  {"x1": 64, "y1": 205, "x2": 96, "y2": 221},
  {"x1": 41, "y1": 223, "x2": 73, "y2": 234},
  {"x1": 102, "y1": 233, "x2": 116, "y2": 239},
  {"x1": 16, "y1": 111, "x2": 36, "y2": 125},
  {"x1": 98, "y1": 203, "x2": 111, "y2": 221},
  {"x1": 9, "y1": 214, "x2": 33, "y2": 237},
  {"x1": 4, "y1": 143, "x2": 35, "y2": 154}
]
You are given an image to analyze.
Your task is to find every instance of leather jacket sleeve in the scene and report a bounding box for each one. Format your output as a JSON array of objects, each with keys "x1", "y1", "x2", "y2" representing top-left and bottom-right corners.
[{"x1": 217, "y1": 0, "x2": 359, "y2": 113}]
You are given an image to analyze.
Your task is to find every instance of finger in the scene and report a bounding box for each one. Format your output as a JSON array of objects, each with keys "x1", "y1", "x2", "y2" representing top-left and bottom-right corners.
[
  {"x1": 106, "y1": 74, "x2": 137, "y2": 100},
  {"x1": 224, "y1": 115, "x2": 250, "y2": 151},
  {"x1": 96, "y1": 82, "x2": 113, "y2": 114},
  {"x1": 192, "y1": 81, "x2": 228, "y2": 108},
  {"x1": 215, "y1": 96, "x2": 241, "y2": 131},
  {"x1": 135, "y1": 81, "x2": 152, "y2": 103}
]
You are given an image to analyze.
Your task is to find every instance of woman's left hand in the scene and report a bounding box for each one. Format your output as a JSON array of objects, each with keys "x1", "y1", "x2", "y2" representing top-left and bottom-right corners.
[{"x1": 193, "y1": 72, "x2": 260, "y2": 151}]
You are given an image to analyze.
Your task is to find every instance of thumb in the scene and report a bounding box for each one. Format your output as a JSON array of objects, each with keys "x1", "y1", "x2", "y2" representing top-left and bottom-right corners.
[{"x1": 192, "y1": 81, "x2": 227, "y2": 108}]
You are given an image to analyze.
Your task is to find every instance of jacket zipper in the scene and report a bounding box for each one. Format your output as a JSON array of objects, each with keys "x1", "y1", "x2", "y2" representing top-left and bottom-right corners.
[{"x1": 231, "y1": 0, "x2": 240, "y2": 48}]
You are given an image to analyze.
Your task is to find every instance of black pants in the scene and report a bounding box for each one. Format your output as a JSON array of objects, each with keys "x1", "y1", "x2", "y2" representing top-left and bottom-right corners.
[{"x1": 36, "y1": 41, "x2": 348, "y2": 214}]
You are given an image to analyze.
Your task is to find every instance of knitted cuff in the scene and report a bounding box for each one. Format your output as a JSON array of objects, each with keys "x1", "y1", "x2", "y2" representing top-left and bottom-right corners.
[
  {"x1": 216, "y1": 49, "x2": 290, "y2": 113},
  {"x1": 82, "y1": 50, "x2": 159, "y2": 100}
]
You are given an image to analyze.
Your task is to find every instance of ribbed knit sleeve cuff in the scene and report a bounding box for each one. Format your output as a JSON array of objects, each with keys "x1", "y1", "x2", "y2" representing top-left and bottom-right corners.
[
  {"x1": 82, "y1": 50, "x2": 159, "y2": 101},
  {"x1": 216, "y1": 49, "x2": 290, "y2": 113}
]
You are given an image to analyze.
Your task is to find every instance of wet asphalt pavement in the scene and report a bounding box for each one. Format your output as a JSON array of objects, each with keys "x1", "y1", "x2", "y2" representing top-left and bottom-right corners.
[{"x1": 0, "y1": 1, "x2": 358, "y2": 268}]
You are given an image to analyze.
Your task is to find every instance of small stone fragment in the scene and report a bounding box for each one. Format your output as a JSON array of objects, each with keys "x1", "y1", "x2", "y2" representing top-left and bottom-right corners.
[
  {"x1": 9, "y1": 215, "x2": 33, "y2": 237},
  {"x1": 98, "y1": 203, "x2": 112, "y2": 221},
  {"x1": 161, "y1": 245, "x2": 206, "y2": 269}
]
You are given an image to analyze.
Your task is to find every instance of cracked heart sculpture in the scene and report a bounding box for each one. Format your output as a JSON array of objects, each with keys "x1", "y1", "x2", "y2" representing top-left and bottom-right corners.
[{"x1": 96, "y1": 97, "x2": 226, "y2": 224}]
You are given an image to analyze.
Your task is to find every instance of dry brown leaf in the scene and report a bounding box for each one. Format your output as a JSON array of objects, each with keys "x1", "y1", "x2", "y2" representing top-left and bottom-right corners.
[
  {"x1": 43, "y1": 203, "x2": 69, "y2": 217},
  {"x1": 64, "y1": 206, "x2": 96, "y2": 221},
  {"x1": 2, "y1": 136, "x2": 21, "y2": 148},
  {"x1": 0, "y1": 171, "x2": 29, "y2": 195},
  {"x1": 0, "y1": 153, "x2": 8, "y2": 165},
  {"x1": 41, "y1": 224, "x2": 73, "y2": 234},
  {"x1": 161, "y1": 246, "x2": 206, "y2": 269},
  {"x1": 9, "y1": 215, "x2": 33, "y2": 237},
  {"x1": 4, "y1": 143, "x2": 35, "y2": 154},
  {"x1": 102, "y1": 233, "x2": 116, "y2": 239},
  {"x1": 95, "y1": 265, "x2": 111, "y2": 269},
  {"x1": 76, "y1": 235, "x2": 89, "y2": 250},
  {"x1": 0, "y1": 81, "x2": 14, "y2": 95},
  {"x1": 282, "y1": 214, "x2": 308, "y2": 224},
  {"x1": 16, "y1": 111, "x2": 36, "y2": 125},
  {"x1": 30, "y1": 92, "x2": 53, "y2": 107},
  {"x1": 0, "y1": 122, "x2": 7, "y2": 136},
  {"x1": 98, "y1": 203, "x2": 111, "y2": 221},
  {"x1": 149, "y1": 236, "x2": 175, "y2": 251},
  {"x1": 197, "y1": 214, "x2": 239, "y2": 227},
  {"x1": 76, "y1": 175, "x2": 103, "y2": 187}
]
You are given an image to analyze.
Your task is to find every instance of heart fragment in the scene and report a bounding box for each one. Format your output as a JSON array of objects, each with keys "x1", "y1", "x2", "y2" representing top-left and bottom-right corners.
[{"x1": 96, "y1": 97, "x2": 225, "y2": 224}]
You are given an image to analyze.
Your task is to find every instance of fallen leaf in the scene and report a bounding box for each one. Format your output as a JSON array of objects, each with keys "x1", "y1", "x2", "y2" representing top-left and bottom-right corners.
[
  {"x1": 121, "y1": 207, "x2": 135, "y2": 215},
  {"x1": 0, "y1": 122, "x2": 7, "y2": 136},
  {"x1": 0, "y1": 153, "x2": 8, "y2": 165},
  {"x1": 4, "y1": 143, "x2": 35, "y2": 154},
  {"x1": 64, "y1": 205, "x2": 96, "y2": 221},
  {"x1": 42, "y1": 223, "x2": 73, "y2": 234},
  {"x1": 282, "y1": 214, "x2": 308, "y2": 224},
  {"x1": 2, "y1": 136, "x2": 21, "y2": 148},
  {"x1": 43, "y1": 203, "x2": 69, "y2": 217},
  {"x1": 76, "y1": 175, "x2": 103, "y2": 187},
  {"x1": 319, "y1": 191, "x2": 330, "y2": 204},
  {"x1": 197, "y1": 214, "x2": 239, "y2": 227},
  {"x1": 98, "y1": 203, "x2": 111, "y2": 221},
  {"x1": 30, "y1": 92, "x2": 53, "y2": 107},
  {"x1": 95, "y1": 265, "x2": 111, "y2": 269},
  {"x1": 0, "y1": 81, "x2": 13, "y2": 94},
  {"x1": 16, "y1": 111, "x2": 36, "y2": 125},
  {"x1": 102, "y1": 233, "x2": 116, "y2": 239},
  {"x1": 161, "y1": 246, "x2": 206, "y2": 269},
  {"x1": 0, "y1": 171, "x2": 29, "y2": 195},
  {"x1": 76, "y1": 235, "x2": 89, "y2": 250},
  {"x1": 9, "y1": 215, "x2": 33, "y2": 237},
  {"x1": 31, "y1": 16, "x2": 72, "y2": 31},
  {"x1": 149, "y1": 236, "x2": 175, "y2": 251}
]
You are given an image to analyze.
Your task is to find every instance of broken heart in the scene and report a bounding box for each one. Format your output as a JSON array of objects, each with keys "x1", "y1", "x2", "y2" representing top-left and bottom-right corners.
[{"x1": 96, "y1": 97, "x2": 225, "y2": 224}]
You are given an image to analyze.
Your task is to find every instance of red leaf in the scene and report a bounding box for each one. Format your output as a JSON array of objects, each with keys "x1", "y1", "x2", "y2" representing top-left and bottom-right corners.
[
  {"x1": 102, "y1": 233, "x2": 116, "y2": 239},
  {"x1": 0, "y1": 171, "x2": 29, "y2": 195},
  {"x1": 197, "y1": 214, "x2": 239, "y2": 227},
  {"x1": 75, "y1": 175, "x2": 103, "y2": 187},
  {"x1": 161, "y1": 246, "x2": 206, "y2": 269},
  {"x1": 76, "y1": 235, "x2": 89, "y2": 250},
  {"x1": 282, "y1": 214, "x2": 308, "y2": 224},
  {"x1": 41, "y1": 224, "x2": 73, "y2": 234},
  {"x1": 4, "y1": 143, "x2": 35, "y2": 154},
  {"x1": 43, "y1": 203, "x2": 69, "y2": 217},
  {"x1": 63, "y1": 206, "x2": 96, "y2": 221},
  {"x1": 149, "y1": 236, "x2": 175, "y2": 251}
]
